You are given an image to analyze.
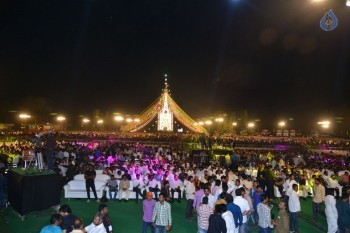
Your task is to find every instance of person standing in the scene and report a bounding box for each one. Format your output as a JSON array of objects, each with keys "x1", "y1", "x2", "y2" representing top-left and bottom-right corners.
[
  {"x1": 312, "y1": 178, "x2": 325, "y2": 222},
  {"x1": 325, "y1": 189, "x2": 338, "y2": 233},
  {"x1": 273, "y1": 200, "x2": 289, "y2": 233},
  {"x1": 152, "y1": 193, "x2": 172, "y2": 233},
  {"x1": 142, "y1": 192, "x2": 156, "y2": 233},
  {"x1": 257, "y1": 194, "x2": 274, "y2": 233},
  {"x1": 85, "y1": 165, "x2": 99, "y2": 203},
  {"x1": 119, "y1": 175, "x2": 130, "y2": 202},
  {"x1": 45, "y1": 130, "x2": 56, "y2": 170},
  {"x1": 33, "y1": 132, "x2": 44, "y2": 170},
  {"x1": 233, "y1": 188, "x2": 251, "y2": 233},
  {"x1": 197, "y1": 196, "x2": 214, "y2": 233},
  {"x1": 98, "y1": 204, "x2": 113, "y2": 233},
  {"x1": 288, "y1": 184, "x2": 300, "y2": 233},
  {"x1": 207, "y1": 203, "x2": 227, "y2": 233},
  {"x1": 185, "y1": 176, "x2": 195, "y2": 221},
  {"x1": 222, "y1": 204, "x2": 235, "y2": 233},
  {"x1": 336, "y1": 194, "x2": 350, "y2": 233}
]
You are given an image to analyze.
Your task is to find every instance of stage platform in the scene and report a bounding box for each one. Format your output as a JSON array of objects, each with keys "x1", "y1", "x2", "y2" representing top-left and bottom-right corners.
[{"x1": 8, "y1": 168, "x2": 61, "y2": 216}]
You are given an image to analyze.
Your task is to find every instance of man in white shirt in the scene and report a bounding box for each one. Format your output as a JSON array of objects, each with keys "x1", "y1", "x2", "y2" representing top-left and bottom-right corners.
[
  {"x1": 234, "y1": 187, "x2": 251, "y2": 233},
  {"x1": 85, "y1": 213, "x2": 107, "y2": 233},
  {"x1": 132, "y1": 174, "x2": 145, "y2": 203},
  {"x1": 170, "y1": 175, "x2": 183, "y2": 203},
  {"x1": 185, "y1": 176, "x2": 195, "y2": 220},
  {"x1": 288, "y1": 184, "x2": 300, "y2": 233},
  {"x1": 146, "y1": 175, "x2": 160, "y2": 199},
  {"x1": 201, "y1": 187, "x2": 216, "y2": 208}
]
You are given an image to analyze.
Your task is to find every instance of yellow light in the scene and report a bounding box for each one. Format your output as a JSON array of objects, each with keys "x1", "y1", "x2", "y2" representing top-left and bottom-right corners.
[
  {"x1": 205, "y1": 120, "x2": 212, "y2": 125},
  {"x1": 56, "y1": 116, "x2": 66, "y2": 122},
  {"x1": 215, "y1": 117, "x2": 224, "y2": 122},
  {"x1": 278, "y1": 121, "x2": 286, "y2": 127},
  {"x1": 317, "y1": 121, "x2": 330, "y2": 125},
  {"x1": 114, "y1": 116, "x2": 124, "y2": 121},
  {"x1": 134, "y1": 118, "x2": 140, "y2": 122},
  {"x1": 126, "y1": 118, "x2": 133, "y2": 123},
  {"x1": 97, "y1": 120, "x2": 103, "y2": 124},
  {"x1": 321, "y1": 124, "x2": 329, "y2": 128},
  {"x1": 82, "y1": 118, "x2": 90, "y2": 123},
  {"x1": 248, "y1": 122, "x2": 255, "y2": 128},
  {"x1": 194, "y1": 123, "x2": 198, "y2": 126},
  {"x1": 232, "y1": 122, "x2": 237, "y2": 126},
  {"x1": 198, "y1": 121, "x2": 204, "y2": 125},
  {"x1": 19, "y1": 114, "x2": 31, "y2": 119}
]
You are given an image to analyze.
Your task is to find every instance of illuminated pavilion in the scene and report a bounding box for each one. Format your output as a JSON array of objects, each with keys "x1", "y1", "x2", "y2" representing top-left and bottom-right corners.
[{"x1": 122, "y1": 78, "x2": 208, "y2": 134}]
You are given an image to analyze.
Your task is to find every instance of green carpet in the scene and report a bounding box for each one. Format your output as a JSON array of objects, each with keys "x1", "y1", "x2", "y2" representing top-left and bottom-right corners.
[{"x1": 0, "y1": 195, "x2": 328, "y2": 233}]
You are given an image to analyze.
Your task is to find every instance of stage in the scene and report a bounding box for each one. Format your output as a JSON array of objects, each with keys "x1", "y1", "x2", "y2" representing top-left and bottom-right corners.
[{"x1": 7, "y1": 168, "x2": 61, "y2": 217}]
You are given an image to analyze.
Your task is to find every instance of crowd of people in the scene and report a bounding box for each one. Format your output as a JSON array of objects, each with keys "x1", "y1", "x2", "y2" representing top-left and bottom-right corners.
[{"x1": 1, "y1": 131, "x2": 350, "y2": 233}]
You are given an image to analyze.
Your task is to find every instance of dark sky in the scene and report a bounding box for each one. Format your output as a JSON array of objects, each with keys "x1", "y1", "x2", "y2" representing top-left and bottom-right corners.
[{"x1": 1, "y1": 0, "x2": 350, "y2": 128}]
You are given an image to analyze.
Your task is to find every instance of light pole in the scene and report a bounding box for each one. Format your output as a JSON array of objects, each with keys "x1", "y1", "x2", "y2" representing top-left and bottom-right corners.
[
  {"x1": 247, "y1": 122, "x2": 255, "y2": 135},
  {"x1": 114, "y1": 116, "x2": 124, "y2": 132},
  {"x1": 19, "y1": 113, "x2": 31, "y2": 130},
  {"x1": 56, "y1": 116, "x2": 66, "y2": 131},
  {"x1": 82, "y1": 118, "x2": 90, "y2": 130},
  {"x1": 278, "y1": 121, "x2": 286, "y2": 138},
  {"x1": 232, "y1": 122, "x2": 237, "y2": 135},
  {"x1": 317, "y1": 120, "x2": 330, "y2": 136}
]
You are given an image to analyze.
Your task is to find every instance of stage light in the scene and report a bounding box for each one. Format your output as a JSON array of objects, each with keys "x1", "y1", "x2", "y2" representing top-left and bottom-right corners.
[
  {"x1": 346, "y1": 0, "x2": 350, "y2": 7},
  {"x1": 198, "y1": 121, "x2": 204, "y2": 125},
  {"x1": 126, "y1": 118, "x2": 133, "y2": 123},
  {"x1": 97, "y1": 119, "x2": 103, "y2": 124},
  {"x1": 134, "y1": 118, "x2": 140, "y2": 122},
  {"x1": 232, "y1": 122, "x2": 237, "y2": 126}
]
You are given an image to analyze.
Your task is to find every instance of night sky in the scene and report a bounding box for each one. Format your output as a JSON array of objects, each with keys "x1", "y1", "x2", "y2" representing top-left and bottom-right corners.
[{"x1": 1, "y1": 0, "x2": 350, "y2": 128}]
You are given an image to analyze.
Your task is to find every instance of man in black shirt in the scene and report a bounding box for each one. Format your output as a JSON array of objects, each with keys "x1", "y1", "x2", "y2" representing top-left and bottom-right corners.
[
  {"x1": 84, "y1": 164, "x2": 99, "y2": 203},
  {"x1": 59, "y1": 204, "x2": 75, "y2": 233}
]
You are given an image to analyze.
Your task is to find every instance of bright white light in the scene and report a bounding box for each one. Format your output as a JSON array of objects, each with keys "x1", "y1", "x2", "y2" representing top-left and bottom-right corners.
[
  {"x1": 82, "y1": 118, "x2": 90, "y2": 123},
  {"x1": 198, "y1": 121, "x2": 204, "y2": 125},
  {"x1": 278, "y1": 121, "x2": 286, "y2": 127},
  {"x1": 321, "y1": 124, "x2": 329, "y2": 128},
  {"x1": 19, "y1": 114, "x2": 31, "y2": 119},
  {"x1": 126, "y1": 118, "x2": 133, "y2": 123},
  {"x1": 215, "y1": 117, "x2": 224, "y2": 122},
  {"x1": 347, "y1": 0, "x2": 350, "y2": 7},
  {"x1": 248, "y1": 122, "x2": 255, "y2": 128},
  {"x1": 97, "y1": 120, "x2": 103, "y2": 124},
  {"x1": 134, "y1": 118, "x2": 140, "y2": 122},
  {"x1": 232, "y1": 122, "x2": 237, "y2": 126},
  {"x1": 205, "y1": 120, "x2": 212, "y2": 125},
  {"x1": 57, "y1": 116, "x2": 66, "y2": 122},
  {"x1": 114, "y1": 116, "x2": 124, "y2": 121},
  {"x1": 317, "y1": 121, "x2": 330, "y2": 125}
]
